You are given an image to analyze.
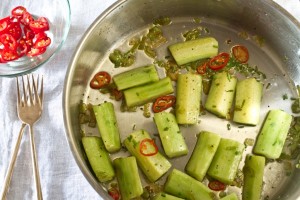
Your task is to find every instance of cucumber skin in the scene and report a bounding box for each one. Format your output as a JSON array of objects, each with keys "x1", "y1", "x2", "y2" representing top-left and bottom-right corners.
[
  {"x1": 164, "y1": 169, "x2": 214, "y2": 200},
  {"x1": 93, "y1": 102, "x2": 121, "y2": 153},
  {"x1": 175, "y1": 73, "x2": 202, "y2": 124},
  {"x1": 113, "y1": 157, "x2": 144, "y2": 200},
  {"x1": 153, "y1": 193, "x2": 185, "y2": 200},
  {"x1": 169, "y1": 37, "x2": 218, "y2": 65},
  {"x1": 233, "y1": 78, "x2": 263, "y2": 125},
  {"x1": 207, "y1": 138, "x2": 245, "y2": 184},
  {"x1": 221, "y1": 193, "x2": 239, "y2": 200},
  {"x1": 124, "y1": 77, "x2": 174, "y2": 107},
  {"x1": 185, "y1": 131, "x2": 221, "y2": 181},
  {"x1": 153, "y1": 112, "x2": 188, "y2": 158},
  {"x1": 82, "y1": 136, "x2": 115, "y2": 182},
  {"x1": 242, "y1": 154, "x2": 265, "y2": 200},
  {"x1": 253, "y1": 109, "x2": 292, "y2": 159},
  {"x1": 123, "y1": 130, "x2": 172, "y2": 182},
  {"x1": 113, "y1": 65, "x2": 159, "y2": 90},
  {"x1": 205, "y1": 72, "x2": 237, "y2": 119}
]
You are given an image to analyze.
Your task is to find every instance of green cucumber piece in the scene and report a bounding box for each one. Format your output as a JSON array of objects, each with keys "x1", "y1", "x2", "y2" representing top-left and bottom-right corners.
[
  {"x1": 221, "y1": 193, "x2": 239, "y2": 200},
  {"x1": 205, "y1": 72, "x2": 237, "y2": 119},
  {"x1": 253, "y1": 109, "x2": 292, "y2": 159},
  {"x1": 153, "y1": 193, "x2": 185, "y2": 200},
  {"x1": 175, "y1": 73, "x2": 202, "y2": 124},
  {"x1": 124, "y1": 77, "x2": 174, "y2": 107},
  {"x1": 113, "y1": 65, "x2": 159, "y2": 90},
  {"x1": 168, "y1": 37, "x2": 218, "y2": 65},
  {"x1": 185, "y1": 131, "x2": 221, "y2": 181},
  {"x1": 93, "y1": 102, "x2": 121, "y2": 153},
  {"x1": 82, "y1": 136, "x2": 115, "y2": 182},
  {"x1": 153, "y1": 112, "x2": 188, "y2": 158},
  {"x1": 113, "y1": 157, "x2": 143, "y2": 200},
  {"x1": 164, "y1": 169, "x2": 214, "y2": 200},
  {"x1": 207, "y1": 138, "x2": 244, "y2": 184},
  {"x1": 233, "y1": 78, "x2": 263, "y2": 125},
  {"x1": 123, "y1": 130, "x2": 172, "y2": 182},
  {"x1": 242, "y1": 154, "x2": 265, "y2": 200}
]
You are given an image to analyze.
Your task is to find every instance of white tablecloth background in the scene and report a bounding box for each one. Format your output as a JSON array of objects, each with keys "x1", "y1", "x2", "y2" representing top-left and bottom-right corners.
[{"x1": 0, "y1": 0, "x2": 299, "y2": 199}]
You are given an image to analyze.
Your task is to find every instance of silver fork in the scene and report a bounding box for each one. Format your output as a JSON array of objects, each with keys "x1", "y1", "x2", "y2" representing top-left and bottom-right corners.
[
  {"x1": 18, "y1": 75, "x2": 44, "y2": 200},
  {"x1": 1, "y1": 75, "x2": 44, "y2": 200}
]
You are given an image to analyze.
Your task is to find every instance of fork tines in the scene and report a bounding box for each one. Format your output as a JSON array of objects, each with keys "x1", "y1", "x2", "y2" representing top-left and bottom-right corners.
[{"x1": 17, "y1": 74, "x2": 43, "y2": 107}]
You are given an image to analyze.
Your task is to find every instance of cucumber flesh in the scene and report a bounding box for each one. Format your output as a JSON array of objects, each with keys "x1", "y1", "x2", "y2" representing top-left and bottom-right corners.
[
  {"x1": 221, "y1": 193, "x2": 239, "y2": 200},
  {"x1": 185, "y1": 131, "x2": 221, "y2": 181},
  {"x1": 93, "y1": 102, "x2": 121, "y2": 153},
  {"x1": 113, "y1": 157, "x2": 144, "y2": 200},
  {"x1": 164, "y1": 169, "x2": 214, "y2": 200},
  {"x1": 153, "y1": 193, "x2": 185, "y2": 200},
  {"x1": 233, "y1": 78, "x2": 263, "y2": 125},
  {"x1": 113, "y1": 65, "x2": 159, "y2": 90},
  {"x1": 205, "y1": 72, "x2": 237, "y2": 119},
  {"x1": 169, "y1": 37, "x2": 218, "y2": 66},
  {"x1": 123, "y1": 130, "x2": 172, "y2": 182},
  {"x1": 207, "y1": 138, "x2": 244, "y2": 184},
  {"x1": 82, "y1": 136, "x2": 115, "y2": 182},
  {"x1": 153, "y1": 112, "x2": 188, "y2": 158},
  {"x1": 253, "y1": 109, "x2": 292, "y2": 159},
  {"x1": 124, "y1": 77, "x2": 174, "y2": 107},
  {"x1": 242, "y1": 154, "x2": 265, "y2": 200},
  {"x1": 175, "y1": 73, "x2": 202, "y2": 124}
]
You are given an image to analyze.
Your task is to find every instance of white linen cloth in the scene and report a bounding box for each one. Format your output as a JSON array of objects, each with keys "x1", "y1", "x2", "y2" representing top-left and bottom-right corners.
[{"x1": 0, "y1": 0, "x2": 299, "y2": 199}]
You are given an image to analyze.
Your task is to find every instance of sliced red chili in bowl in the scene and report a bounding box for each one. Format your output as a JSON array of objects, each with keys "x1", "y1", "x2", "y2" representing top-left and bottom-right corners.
[
  {"x1": 89, "y1": 71, "x2": 111, "y2": 89},
  {"x1": 29, "y1": 20, "x2": 49, "y2": 33},
  {"x1": 231, "y1": 45, "x2": 249, "y2": 63},
  {"x1": 11, "y1": 6, "x2": 27, "y2": 17},
  {"x1": 26, "y1": 47, "x2": 46, "y2": 57},
  {"x1": 139, "y1": 138, "x2": 158, "y2": 156},
  {"x1": 1, "y1": 49, "x2": 19, "y2": 61},
  {"x1": 209, "y1": 52, "x2": 230, "y2": 71},
  {"x1": 208, "y1": 180, "x2": 226, "y2": 191},
  {"x1": 0, "y1": 34, "x2": 18, "y2": 51},
  {"x1": 34, "y1": 36, "x2": 51, "y2": 49},
  {"x1": 152, "y1": 95, "x2": 176, "y2": 113}
]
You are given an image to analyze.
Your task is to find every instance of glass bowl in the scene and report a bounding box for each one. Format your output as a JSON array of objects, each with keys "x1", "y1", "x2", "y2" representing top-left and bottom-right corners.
[{"x1": 0, "y1": 0, "x2": 71, "y2": 77}]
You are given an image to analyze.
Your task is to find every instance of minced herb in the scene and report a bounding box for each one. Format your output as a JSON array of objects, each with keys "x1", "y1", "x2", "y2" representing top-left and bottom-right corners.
[
  {"x1": 282, "y1": 94, "x2": 288, "y2": 100},
  {"x1": 183, "y1": 28, "x2": 203, "y2": 41},
  {"x1": 153, "y1": 16, "x2": 171, "y2": 26},
  {"x1": 78, "y1": 101, "x2": 96, "y2": 127}
]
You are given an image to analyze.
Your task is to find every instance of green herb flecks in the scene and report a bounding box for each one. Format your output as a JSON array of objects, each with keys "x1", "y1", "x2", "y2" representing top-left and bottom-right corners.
[{"x1": 153, "y1": 16, "x2": 172, "y2": 26}]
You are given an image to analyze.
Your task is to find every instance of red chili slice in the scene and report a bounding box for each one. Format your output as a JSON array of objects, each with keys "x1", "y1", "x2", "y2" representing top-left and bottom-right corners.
[
  {"x1": 209, "y1": 52, "x2": 230, "y2": 71},
  {"x1": 29, "y1": 20, "x2": 49, "y2": 33},
  {"x1": 139, "y1": 138, "x2": 159, "y2": 156},
  {"x1": 89, "y1": 71, "x2": 111, "y2": 89},
  {"x1": 208, "y1": 180, "x2": 226, "y2": 191},
  {"x1": 1, "y1": 49, "x2": 19, "y2": 61},
  {"x1": 152, "y1": 95, "x2": 176, "y2": 113},
  {"x1": 11, "y1": 6, "x2": 27, "y2": 17},
  {"x1": 23, "y1": 25, "x2": 35, "y2": 39},
  {"x1": 7, "y1": 22, "x2": 22, "y2": 40},
  {"x1": 231, "y1": 45, "x2": 249, "y2": 63},
  {"x1": 34, "y1": 36, "x2": 51, "y2": 49},
  {"x1": 108, "y1": 188, "x2": 120, "y2": 200},
  {"x1": 21, "y1": 11, "x2": 34, "y2": 26},
  {"x1": 0, "y1": 34, "x2": 17, "y2": 51},
  {"x1": 197, "y1": 61, "x2": 208, "y2": 75},
  {"x1": 112, "y1": 88, "x2": 123, "y2": 101},
  {"x1": 0, "y1": 20, "x2": 9, "y2": 34},
  {"x1": 26, "y1": 47, "x2": 46, "y2": 57}
]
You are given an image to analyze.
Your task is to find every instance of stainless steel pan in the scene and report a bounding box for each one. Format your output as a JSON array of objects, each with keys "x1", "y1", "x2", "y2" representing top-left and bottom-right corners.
[{"x1": 63, "y1": 0, "x2": 300, "y2": 199}]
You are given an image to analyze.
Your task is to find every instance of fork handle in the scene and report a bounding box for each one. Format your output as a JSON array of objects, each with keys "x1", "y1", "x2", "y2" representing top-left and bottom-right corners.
[
  {"x1": 1, "y1": 123, "x2": 26, "y2": 200},
  {"x1": 29, "y1": 125, "x2": 43, "y2": 200}
]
